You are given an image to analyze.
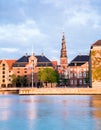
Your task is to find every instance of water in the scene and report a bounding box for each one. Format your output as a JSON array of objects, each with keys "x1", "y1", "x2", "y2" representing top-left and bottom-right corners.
[{"x1": 0, "y1": 95, "x2": 101, "y2": 130}]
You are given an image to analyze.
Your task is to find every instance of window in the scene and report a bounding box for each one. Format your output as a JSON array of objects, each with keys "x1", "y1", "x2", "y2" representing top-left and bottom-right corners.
[
  {"x1": 83, "y1": 72, "x2": 86, "y2": 78},
  {"x1": 2, "y1": 75, "x2": 5, "y2": 78},
  {"x1": 2, "y1": 67, "x2": 5, "y2": 70},
  {"x1": 9, "y1": 79, "x2": 11, "y2": 81},
  {"x1": 79, "y1": 80, "x2": 82, "y2": 85},
  {"x1": 83, "y1": 79, "x2": 86, "y2": 84},
  {"x1": 71, "y1": 80, "x2": 73, "y2": 85},
  {"x1": 2, "y1": 79, "x2": 5, "y2": 82},
  {"x1": 74, "y1": 73, "x2": 77, "y2": 77},
  {"x1": 24, "y1": 71, "x2": 27, "y2": 73},
  {"x1": 74, "y1": 80, "x2": 77, "y2": 85},
  {"x1": 2, "y1": 64, "x2": 5, "y2": 66},
  {"x1": 2, "y1": 71, "x2": 5, "y2": 74},
  {"x1": 79, "y1": 72, "x2": 82, "y2": 78},
  {"x1": 70, "y1": 73, "x2": 73, "y2": 78}
]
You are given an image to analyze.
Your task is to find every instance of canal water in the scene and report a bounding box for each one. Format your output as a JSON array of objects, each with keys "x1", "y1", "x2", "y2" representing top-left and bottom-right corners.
[{"x1": 0, "y1": 95, "x2": 101, "y2": 130}]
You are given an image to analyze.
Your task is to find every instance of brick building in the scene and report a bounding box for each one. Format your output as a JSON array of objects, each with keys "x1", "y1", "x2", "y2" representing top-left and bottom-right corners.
[
  {"x1": 12, "y1": 53, "x2": 53, "y2": 87},
  {"x1": 68, "y1": 55, "x2": 89, "y2": 87},
  {"x1": 0, "y1": 60, "x2": 16, "y2": 87}
]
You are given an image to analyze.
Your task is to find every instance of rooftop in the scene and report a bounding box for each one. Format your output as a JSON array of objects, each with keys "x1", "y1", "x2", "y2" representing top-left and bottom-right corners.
[
  {"x1": 13, "y1": 55, "x2": 53, "y2": 67},
  {"x1": 69, "y1": 55, "x2": 89, "y2": 66}
]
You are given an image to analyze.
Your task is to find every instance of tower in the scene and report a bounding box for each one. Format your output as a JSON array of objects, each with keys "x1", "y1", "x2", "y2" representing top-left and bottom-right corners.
[{"x1": 60, "y1": 32, "x2": 68, "y2": 70}]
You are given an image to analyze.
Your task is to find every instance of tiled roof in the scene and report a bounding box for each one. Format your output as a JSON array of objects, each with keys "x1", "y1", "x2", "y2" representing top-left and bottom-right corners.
[
  {"x1": 51, "y1": 61, "x2": 58, "y2": 67},
  {"x1": 69, "y1": 55, "x2": 89, "y2": 66},
  {"x1": 6, "y1": 60, "x2": 16, "y2": 69}
]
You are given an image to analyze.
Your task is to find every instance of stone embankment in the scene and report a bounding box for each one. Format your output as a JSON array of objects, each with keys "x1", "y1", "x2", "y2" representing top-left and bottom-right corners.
[
  {"x1": 19, "y1": 88, "x2": 101, "y2": 95},
  {"x1": 0, "y1": 88, "x2": 101, "y2": 95}
]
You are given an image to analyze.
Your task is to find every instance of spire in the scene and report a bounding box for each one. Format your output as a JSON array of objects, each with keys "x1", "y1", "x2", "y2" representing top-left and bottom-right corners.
[{"x1": 60, "y1": 32, "x2": 67, "y2": 58}]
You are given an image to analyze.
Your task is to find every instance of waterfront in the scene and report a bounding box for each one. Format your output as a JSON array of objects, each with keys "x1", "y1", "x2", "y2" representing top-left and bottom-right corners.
[{"x1": 0, "y1": 95, "x2": 101, "y2": 130}]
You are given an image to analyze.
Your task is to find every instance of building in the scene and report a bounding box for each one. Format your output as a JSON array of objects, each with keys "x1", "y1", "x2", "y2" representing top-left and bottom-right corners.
[
  {"x1": 12, "y1": 53, "x2": 53, "y2": 87},
  {"x1": 58, "y1": 33, "x2": 68, "y2": 83},
  {"x1": 89, "y1": 40, "x2": 101, "y2": 88},
  {"x1": 0, "y1": 60, "x2": 16, "y2": 87},
  {"x1": 68, "y1": 55, "x2": 89, "y2": 87}
]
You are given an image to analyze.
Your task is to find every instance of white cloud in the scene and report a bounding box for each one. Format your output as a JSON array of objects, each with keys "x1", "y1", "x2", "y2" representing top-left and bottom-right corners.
[
  {"x1": 42, "y1": 0, "x2": 101, "y2": 28},
  {"x1": 0, "y1": 19, "x2": 47, "y2": 45},
  {"x1": 1, "y1": 48, "x2": 19, "y2": 53}
]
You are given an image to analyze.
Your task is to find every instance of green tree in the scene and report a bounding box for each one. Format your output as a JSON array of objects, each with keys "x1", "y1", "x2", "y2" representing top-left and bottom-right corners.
[
  {"x1": 21, "y1": 76, "x2": 28, "y2": 87},
  {"x1": 11, "y1": 74, "x2": 17, "y2": 87},
  {"x1": 12, "y1": 75, "x2": 28, "y2": 87},
  {"x1": 38, "y1": 68, "x2": 59, "y2": 87}
]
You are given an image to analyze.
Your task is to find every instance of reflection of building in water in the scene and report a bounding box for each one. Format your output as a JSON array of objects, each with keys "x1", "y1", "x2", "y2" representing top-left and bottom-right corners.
[
  {"x1": 0, "y1": 99, "x2": 13, "y2": 121},
  {"x1": 25, "y1": 97, "x2": 37, "y2": 120},
  {"x1": 91, "y1": 95, "x2": 101, "y2": 118}
]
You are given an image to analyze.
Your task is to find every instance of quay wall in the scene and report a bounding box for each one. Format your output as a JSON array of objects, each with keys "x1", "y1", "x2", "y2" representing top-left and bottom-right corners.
[
  {"x1": 0, "y1": 88, "x2": 101, "y2": 95},
  {"x1": 0, "y1": 88, "x2": 19, "y2": 94},
  {"x1": 19, "y1": 88, "x2": 101, "y2": 95}
]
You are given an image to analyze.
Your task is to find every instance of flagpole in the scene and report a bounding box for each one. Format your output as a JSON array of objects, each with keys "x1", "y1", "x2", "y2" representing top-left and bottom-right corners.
[{"x1": 32, "y1": 45, "x2": 34, "y2": 88}]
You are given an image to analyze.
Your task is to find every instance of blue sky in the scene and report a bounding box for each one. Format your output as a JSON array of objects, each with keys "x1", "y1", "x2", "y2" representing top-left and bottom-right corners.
[{"x1": 0, "y1": 0, "x2": 101, "y2": 63}]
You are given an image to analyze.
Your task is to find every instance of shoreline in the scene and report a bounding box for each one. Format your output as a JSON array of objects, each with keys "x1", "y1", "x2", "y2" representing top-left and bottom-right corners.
[{"x1": 0, "y1": 87, "x2": 101, "y2": 95}]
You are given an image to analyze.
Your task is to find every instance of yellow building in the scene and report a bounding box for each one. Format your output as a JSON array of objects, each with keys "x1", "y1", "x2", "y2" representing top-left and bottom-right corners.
[{"x1": 89, "y1": 40, "x2": 101, "y2": 88}]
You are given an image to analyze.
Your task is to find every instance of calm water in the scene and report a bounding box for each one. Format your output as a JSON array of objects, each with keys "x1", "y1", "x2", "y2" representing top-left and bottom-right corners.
[{"x1": 0, "y1": 95, "x2": 101, "y2": 130}]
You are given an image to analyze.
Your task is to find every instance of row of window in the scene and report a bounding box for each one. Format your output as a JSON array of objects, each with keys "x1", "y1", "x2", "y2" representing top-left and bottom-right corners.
[
  {"x1": 70, "y1": 79, "x2": 86, "y2": 85},
  {"x1": 69, "y1": 68, "x2": 88, "y2": 71},
  {"x1": 2, "y1": 79, "x2": 11, "y2": 83},
  {"x1": 17, "y1": 71, "x2": 27, "y2": 74},
  {"x1": 69, "y1": 72, "x2": 87, "y2": 78}
]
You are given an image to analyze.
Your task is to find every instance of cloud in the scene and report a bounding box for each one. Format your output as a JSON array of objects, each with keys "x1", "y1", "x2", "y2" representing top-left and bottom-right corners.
[
  {"x1": 1, "y1": 48, "x2": 19, "y2": 53},
  {"x1": 0, "y1": 19, "x2": 47, "y2": 45},
  {"x1": 42, "y1": 0, "x2": 101, "y2": 28}
]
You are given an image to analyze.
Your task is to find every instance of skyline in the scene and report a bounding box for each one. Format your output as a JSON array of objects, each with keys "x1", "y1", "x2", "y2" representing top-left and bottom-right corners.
[{"x1": 0, "y1": 0, "x2": 101, "y2": 63}]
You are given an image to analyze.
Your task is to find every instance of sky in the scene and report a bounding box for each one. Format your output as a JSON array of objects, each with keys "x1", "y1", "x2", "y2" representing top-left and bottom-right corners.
[{"x1": 0, "y1": 0, "x2": 101, "y2": 63}]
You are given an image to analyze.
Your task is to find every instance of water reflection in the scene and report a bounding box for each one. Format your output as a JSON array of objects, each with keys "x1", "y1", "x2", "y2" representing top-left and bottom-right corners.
[
  {"x1": 0, "y1": 95, "x2": 101, "y2": 130},
  {"x1": 91, "y1": 95, "x2": 101, "y2": 118}
]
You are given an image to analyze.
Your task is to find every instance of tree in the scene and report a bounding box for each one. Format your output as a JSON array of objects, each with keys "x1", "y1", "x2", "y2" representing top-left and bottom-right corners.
[
  {"x1": 11, "y1": 75, "x2": 28, "y2": 87},
  {"x1": 21, "y1": 76, "x2": 28, "y2": 87},
  {"x1": 38, "y1": 68, "x2": 59, "y2": 87},
  {"x1": 11, "y1": 74, "x2": 17, "y2": 87}
]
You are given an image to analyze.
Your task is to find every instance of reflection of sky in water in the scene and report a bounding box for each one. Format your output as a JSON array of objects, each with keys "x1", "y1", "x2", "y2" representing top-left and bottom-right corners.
[{"x1": 0, "y1": 95, "x2": 101, "y2": 130}]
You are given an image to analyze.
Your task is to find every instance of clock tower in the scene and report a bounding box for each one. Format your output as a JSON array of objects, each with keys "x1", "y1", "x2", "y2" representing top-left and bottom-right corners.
[{"x1": 60, "y1": 32, "x2": 68, "y2": 70}]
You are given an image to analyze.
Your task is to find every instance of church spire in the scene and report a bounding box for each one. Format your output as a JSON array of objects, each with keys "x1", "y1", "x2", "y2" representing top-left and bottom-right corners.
[
  {"x1": 60, "y1": 32, "x2": 68, "y2": 69},
  {"x1": 60, "y1": 32, "x2": 67, "y2": 58}
]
